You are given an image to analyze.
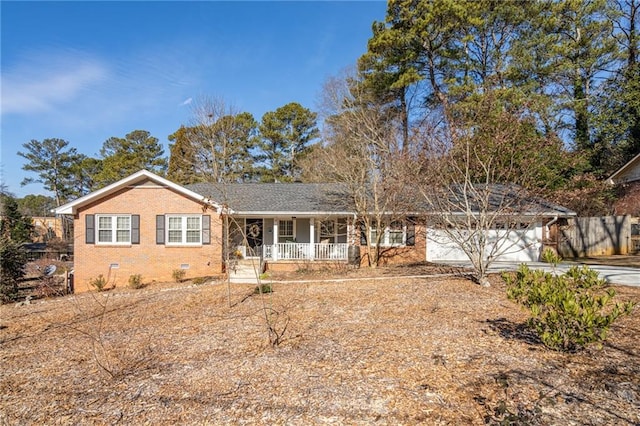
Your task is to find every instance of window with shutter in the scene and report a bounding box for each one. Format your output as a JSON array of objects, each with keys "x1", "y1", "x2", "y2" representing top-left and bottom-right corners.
[
  {"x1": 94, "y1": 215, "x2": 132, "y2": 245},
  {"x1": 164, "y1": 215, "x2": 203, "y2": 245}
]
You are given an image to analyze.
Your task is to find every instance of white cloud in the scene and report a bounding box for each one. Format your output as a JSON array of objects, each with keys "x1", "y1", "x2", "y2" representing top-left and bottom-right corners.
[
  {"x1": 1, "y1": 49, "x2": 109, "y2": 115},
  {"x1": 179, "y1": 97, "x2": 193, "y2": 106}
]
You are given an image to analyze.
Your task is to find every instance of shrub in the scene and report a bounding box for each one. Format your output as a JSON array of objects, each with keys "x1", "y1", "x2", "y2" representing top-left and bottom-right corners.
[
  {"x1": 89, "y1": 274, "x2": 108, "y2": 292},
  {"x1": 192, "y1": 276, "x2": 207, "y2": 285},
  {"x1": 540, "y1": 247, "x2": 561, "y2": 264},
  {"x1": 0, "y1": 236, "x2": 26, "y2": 303},
  {"x1": 254, "y1": 283, "x2": 273, "y2": 294},
  {"x1": 172, "y1": 269, "x2": 186, "y2": 283},
  {"x1": 505, "y1": 264, "x2": 635, "y2": 351},
  {"x1": 128, "y1": 274, "x2": 144, "y2": 289}
]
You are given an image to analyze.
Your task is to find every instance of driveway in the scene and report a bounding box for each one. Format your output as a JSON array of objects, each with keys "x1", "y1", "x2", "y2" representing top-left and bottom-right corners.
[{"x1": 439, "y1": 260, "x2": 640, "y2": 287}]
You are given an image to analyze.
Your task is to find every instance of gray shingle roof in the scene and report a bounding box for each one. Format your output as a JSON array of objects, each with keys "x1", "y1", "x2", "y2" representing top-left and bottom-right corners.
[
  {"x1": 185, "y1": 182, "x2": 575, "y2": 217},
  {"x1": 185, "y1": 182, "x2": 352, "y2": 214}
]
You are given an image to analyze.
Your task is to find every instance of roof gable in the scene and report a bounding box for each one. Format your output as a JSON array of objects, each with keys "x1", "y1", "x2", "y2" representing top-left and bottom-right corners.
[
  {"x1": 54, "y1": 170, "x2": 220, "y2": 215},
  {"x1": 608, "y1": 152, "x2": 640, "y2": 184}
]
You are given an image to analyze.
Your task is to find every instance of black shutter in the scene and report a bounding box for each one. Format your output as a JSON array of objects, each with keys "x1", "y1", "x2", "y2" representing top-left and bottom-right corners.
[
  {"x1": 202, "y1": 215, "x2": 211, "y2": 245},
  {"x1": 156, "y1": 215, "x2": 165, "y2": 244},
  {"x1": 359, "y1": 221, "x2": 367, "y2": 246},
  {"x1": 131, "y1": 215, "x2": 140, "y2": 244},
  {"x1": 85, "y1": 215, "x2": 95, "y2": 244},
  {"x1": 406, "y1": 217, "x2": 416, "y2": 246}
]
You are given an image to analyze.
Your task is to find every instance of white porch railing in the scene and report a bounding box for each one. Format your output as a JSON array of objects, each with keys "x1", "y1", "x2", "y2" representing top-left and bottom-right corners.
[{"x1": 263, "y1": 243, "x2": 348, "y2": 261}]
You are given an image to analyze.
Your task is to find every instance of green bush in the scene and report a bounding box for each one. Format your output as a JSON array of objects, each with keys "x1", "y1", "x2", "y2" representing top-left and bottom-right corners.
[
  {"x1": 505, "y1": 264, "x2": 635, "y2": 351},
  {"x1": 540, "y1": 247, "x2": 561, "y2": 264},
  {"x1": 128, "y1": 274, "x2": 144, "y2": 289},
  {"x1": 89, "y1": 274, "x2": 108, "y2": 292},
  {"x1": 172, "y1": 269, "x2": 186, "y2": 283},
  {"x1": 254, "y1": 283, "x2": 273, "y2": 294},
  {"x1": 0, "y1": 236, "x2": 26, "y2": 303}
]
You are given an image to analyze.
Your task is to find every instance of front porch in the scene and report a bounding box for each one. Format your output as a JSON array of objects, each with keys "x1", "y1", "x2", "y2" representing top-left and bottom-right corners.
[
  {"x1": 262, "y1": 242, "x2": 349, "y2": 261},
  {"x1": 229, "y1": 216, "x2": 353, "y2": 263}
]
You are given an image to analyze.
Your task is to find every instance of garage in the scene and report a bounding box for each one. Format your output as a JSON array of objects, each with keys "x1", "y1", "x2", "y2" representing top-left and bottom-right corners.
[{"x1": 426, "y1": 224, "x2": 543, "y2": 263}]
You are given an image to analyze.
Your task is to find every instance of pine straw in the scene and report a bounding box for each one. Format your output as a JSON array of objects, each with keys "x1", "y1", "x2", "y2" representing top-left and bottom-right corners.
[{"x1": 1, "y1": 273, "x2": 639, "y2": 425}]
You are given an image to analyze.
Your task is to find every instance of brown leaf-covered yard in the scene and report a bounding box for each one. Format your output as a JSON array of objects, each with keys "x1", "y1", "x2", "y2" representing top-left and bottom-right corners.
[{"x1": 1, "y1": 266, "x2": 639, "y2": 425}]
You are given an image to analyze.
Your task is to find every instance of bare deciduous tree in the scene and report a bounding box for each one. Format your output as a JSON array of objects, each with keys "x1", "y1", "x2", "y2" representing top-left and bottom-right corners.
[
  {"x1": 417, "y1": 95, "x2": 572, "y2": 286},
  {"x1": 313, "y1": 68, "x2": 419, "y2": 267}
]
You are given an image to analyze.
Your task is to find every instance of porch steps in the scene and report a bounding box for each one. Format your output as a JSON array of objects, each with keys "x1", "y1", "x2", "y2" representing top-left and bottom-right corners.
[{"x1": 229, "y1": 259, "x2": 262, "y2": 284}]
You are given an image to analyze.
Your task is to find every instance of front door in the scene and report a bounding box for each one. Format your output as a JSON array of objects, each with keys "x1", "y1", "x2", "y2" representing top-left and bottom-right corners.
[{"x1": 245, "y1": 219, "x2": 263, "y2": 257}]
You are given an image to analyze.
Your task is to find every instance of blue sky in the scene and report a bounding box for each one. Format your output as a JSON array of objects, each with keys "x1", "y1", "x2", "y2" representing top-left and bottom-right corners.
[{"x1": 1, "y1": 1, "x2": 387, "y2": 197}]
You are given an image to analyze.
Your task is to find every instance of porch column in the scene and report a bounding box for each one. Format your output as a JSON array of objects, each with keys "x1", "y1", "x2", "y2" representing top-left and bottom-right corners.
[
  {"x1": 309, "y1": 218, "x2": 315, "y2": 260},
  {"x1": 273, "y1": 219, "x2": 279, "y2": 261}
]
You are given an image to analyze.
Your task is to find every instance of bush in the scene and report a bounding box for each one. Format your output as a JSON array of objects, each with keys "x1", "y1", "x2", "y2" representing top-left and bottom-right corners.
[
  {"x1": 128, "y1": 274, "x2": 144, "y2": 289},
  {"x1": 172, "y1": 269, "x2": 186, "y2": 283},
  {"x1": 0, "y1": 236, "x2": 26, "y2": 303},
  {"x1": 192, "y1": 276, "x2": 208, "y2": 285},
  {"x1": 505, "y1": 264, "x2": 635, "y2": 351},
  {"x1": 254, "y1": 283, "x2": 273, "y2": 294},
  {"x1": 540, "y1": 247, "x2": 561, "y2": 264},
  {"x1": 89, "y1": 274, "x2": 108, "y2": 292}
]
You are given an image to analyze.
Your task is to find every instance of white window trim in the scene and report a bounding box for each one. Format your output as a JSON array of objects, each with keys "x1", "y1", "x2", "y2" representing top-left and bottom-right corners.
[
  {"x1": 166, "y1": 215, "x2": 202, "y2": 246},
  {"x1": 278, "y1": 219, "x2": 295, "y2": 242},
  {"x1": 369, "y1": 223, "x2": 407, "y2": 247},
  {"x1": 96, "y1": 214, "x2": 132, "y2": 245}
]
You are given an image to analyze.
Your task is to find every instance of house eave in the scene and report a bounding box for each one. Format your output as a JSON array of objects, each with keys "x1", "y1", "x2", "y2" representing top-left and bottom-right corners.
[
  {"x1": 229, "y1": 211, "x2": 355, "y2": 218},
  {"x1": 608, "y1": 152, "x2": 640, "y2": 184},
  {"x1": 53, "y1": 170, "x2": 223, "y2": 215}
]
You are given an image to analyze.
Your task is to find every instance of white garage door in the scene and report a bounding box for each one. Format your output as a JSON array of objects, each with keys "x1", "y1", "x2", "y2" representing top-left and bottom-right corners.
[{"x1": 426, "y1": 226, "x2": 543, "y2": 263}]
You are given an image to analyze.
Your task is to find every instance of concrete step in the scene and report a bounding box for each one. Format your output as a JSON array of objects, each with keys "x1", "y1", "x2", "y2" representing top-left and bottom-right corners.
[{"x1": 229, "y1": 260, "x2": 261, "y2": 284}]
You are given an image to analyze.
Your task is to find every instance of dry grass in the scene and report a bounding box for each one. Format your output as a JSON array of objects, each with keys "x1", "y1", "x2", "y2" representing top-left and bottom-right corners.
[{"x1": 1, "y1": 270, "x2": 639, "y2": 425}]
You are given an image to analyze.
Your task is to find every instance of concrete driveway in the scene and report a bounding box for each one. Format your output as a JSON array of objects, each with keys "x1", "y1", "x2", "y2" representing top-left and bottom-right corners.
[{"x1": 439, "y1": 260, "x2": 640, "y2": 287}]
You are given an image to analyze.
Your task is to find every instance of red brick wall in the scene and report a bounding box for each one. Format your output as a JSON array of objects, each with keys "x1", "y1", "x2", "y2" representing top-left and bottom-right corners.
[
  {"x1": 73, "y1": 183, "x2": 222, "y2": 292},
  {"x1": 614, "y1": 181, "x2": 640, "y2": 216},
  {"x1": 357, "y1": 223, "x2": 427, "y2": 267}
]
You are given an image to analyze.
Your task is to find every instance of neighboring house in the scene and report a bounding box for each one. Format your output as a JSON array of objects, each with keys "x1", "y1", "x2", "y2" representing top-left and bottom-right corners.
[
  {"x1": 54, "y1": 170, "x2": 574, "y2": 292},
  {"x1": 608, "y1": 152, "x2": 640, "y2": 216},
  {"x1": 608, "y1": 152, "x2": 640, "y2": 185},
  {"x1": 607, "y1": 152, "x2": 640, "y2": 253},
  {"x1": 32, "y1": 216, "x2": 63, "y2": 242}
]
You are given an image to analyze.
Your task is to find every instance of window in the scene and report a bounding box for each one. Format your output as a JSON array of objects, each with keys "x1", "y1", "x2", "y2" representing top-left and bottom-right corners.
[
  {"x1": 279, "y1": 220, "x2": 294, "y2": 242},
  {"x1": 369, "y1": 221, "x2": 406, "y2": 246},
  {"x1": 96, "y1": 215, "x2": 131, "y2": 244},
  {"x1": 388, "y1": 222, "x2": 404, "y2": 245},
  {"x1": 166, "y1": 215, "x2": 202, "y2": 245},
  {"x1": 320, "y1": 220, "x2": 335, "y2": 242}
]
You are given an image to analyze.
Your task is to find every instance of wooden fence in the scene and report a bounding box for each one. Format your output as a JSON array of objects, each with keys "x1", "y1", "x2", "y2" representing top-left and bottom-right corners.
[{"x1": 557, "y1": 215, "x2": 636, "y2": 258}]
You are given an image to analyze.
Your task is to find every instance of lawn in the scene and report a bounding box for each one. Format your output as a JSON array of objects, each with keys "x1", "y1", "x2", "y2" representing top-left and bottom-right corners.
[{"x1": 1, "y1": 271, "x2": 639, "y2": 425}]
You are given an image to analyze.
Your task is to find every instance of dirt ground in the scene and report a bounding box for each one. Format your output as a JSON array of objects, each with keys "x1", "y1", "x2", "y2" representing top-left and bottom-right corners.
[{"x1": 1, "y1": 267, "x2": 639, "y2": 425}]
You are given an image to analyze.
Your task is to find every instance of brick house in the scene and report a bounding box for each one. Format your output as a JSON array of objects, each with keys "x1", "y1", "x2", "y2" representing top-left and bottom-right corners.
[
  {"x1": 55, "y1": 170, "x2": 574, "y2": 292},
  {"x1": 608, "y1": 151, "x2": 640, "y2": 217},
  {"x1": 54, "y1": 171, "x2": 223, "y2": 292}
]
